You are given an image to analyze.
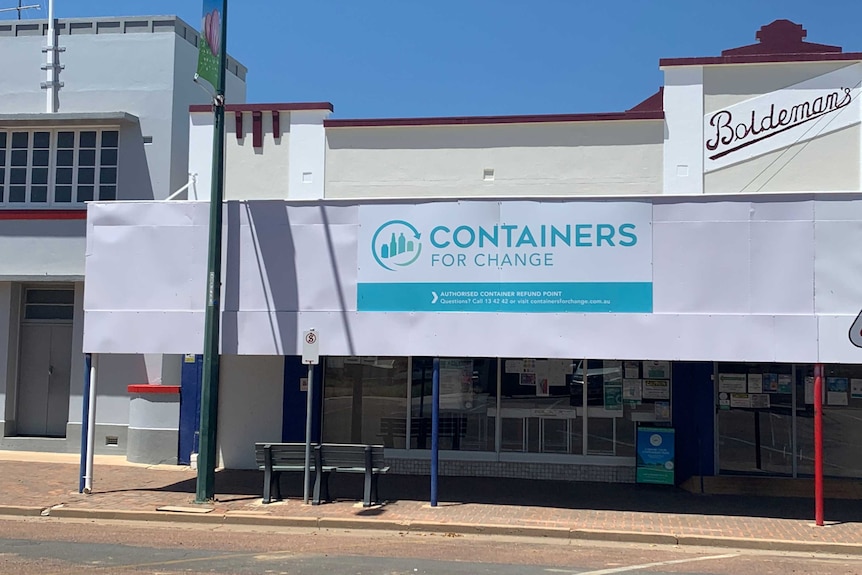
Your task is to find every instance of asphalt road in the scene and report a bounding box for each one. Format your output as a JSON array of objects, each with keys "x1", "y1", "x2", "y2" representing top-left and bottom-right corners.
[{"x1": 0, "y1": 516, "x2": 861, "y2": 575}]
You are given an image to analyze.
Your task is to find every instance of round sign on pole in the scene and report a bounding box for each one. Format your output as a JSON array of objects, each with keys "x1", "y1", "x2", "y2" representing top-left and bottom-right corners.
[{"x1": 302, "y1": 329, "x2": 320, "y2": 364}]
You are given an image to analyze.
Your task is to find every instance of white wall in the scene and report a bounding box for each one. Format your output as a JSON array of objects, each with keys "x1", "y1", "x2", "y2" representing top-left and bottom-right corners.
[
  {"x1": 225, "y1": 113, "x2": 290, "y2": 200},
  {"x1": 325, "y1": 121, "x2": 664, "y2": 198},
  {"x1": 217, "y1": 354, "x2": 284, "y2": 469},
  {"x1": 83, "y1": 195, "x2": 862, "y2": 364},
  {"x1": 703, "y1": 62, "x2": 854, "y2": 113},
  {"x1": 0, "y1": 220, "x2": 87, "y2": 280}
]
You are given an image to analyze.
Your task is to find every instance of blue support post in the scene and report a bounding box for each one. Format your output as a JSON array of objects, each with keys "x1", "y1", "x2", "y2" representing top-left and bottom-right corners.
[
  {"x1": 78, "y1": 353, "x2": 92, "y2": 493},
  {"x1": 431, "y1": 357, "x2": 440, "y2": 507}
]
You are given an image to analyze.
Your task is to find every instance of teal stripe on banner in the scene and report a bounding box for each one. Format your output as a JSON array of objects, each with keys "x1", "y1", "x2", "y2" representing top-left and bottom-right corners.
[{"x1": 357, "y1": 282, "x2": 652, "y2": 313}]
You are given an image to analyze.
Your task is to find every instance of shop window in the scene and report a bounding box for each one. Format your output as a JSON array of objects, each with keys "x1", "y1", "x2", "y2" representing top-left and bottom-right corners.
[
  {"x1": 797, "y1": 364, "x2": 862, "y2": 479},
  {"x1": 0, "y1": 129, "x2": 119, "y2": 207},
  {"x1": 322, "y1": 357, "x2": 408, "y2": 447},
  {"x1": 500, "y1": 358, "x2": 581, "y2": 455},
  {"x1": 717, "y1": 363, "x2": 794, "y2": 476},
  {"x1": 411, "y1": 357, "x2": 497, "y2": 451}
]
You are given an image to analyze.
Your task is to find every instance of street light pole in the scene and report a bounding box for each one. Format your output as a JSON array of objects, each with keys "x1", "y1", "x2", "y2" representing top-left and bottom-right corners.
[{"x1": 195, "y1": 0, "x2": 228, "y2": 504}]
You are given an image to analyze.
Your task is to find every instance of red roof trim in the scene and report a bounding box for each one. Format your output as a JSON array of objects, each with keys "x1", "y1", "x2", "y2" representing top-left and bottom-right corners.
[
  {"x1": 189, "y1": 102, "x2": 334, "y2": 113},
  {"x1": 127, "y1": 384, "x2": 181, "y2": 394},
  {"x1": 661, "y1": 52, "x2": 862, "y2": 67},
  {"x1": 0, "y1": 209, "x2": 87, "y2": 220},
  {"x1": 325, "y1": 110, "x2": 663, "y2": 128}
]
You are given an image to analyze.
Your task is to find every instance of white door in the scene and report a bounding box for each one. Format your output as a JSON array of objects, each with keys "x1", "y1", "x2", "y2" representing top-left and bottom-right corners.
[{"x1": 16, "y1": 323, "x2": 73, "y2": 437}]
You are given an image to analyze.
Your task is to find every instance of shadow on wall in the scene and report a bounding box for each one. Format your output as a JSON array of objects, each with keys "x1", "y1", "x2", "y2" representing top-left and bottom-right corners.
[
  {"x1": 117, "y1": 122, "x2": 153, "y2": 201},
  {"x1": 222, "y1": 201, "x2": 300, "y2": 354}
]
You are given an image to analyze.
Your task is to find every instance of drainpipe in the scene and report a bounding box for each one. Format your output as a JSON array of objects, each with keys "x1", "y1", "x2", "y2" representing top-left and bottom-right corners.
[{"x1": 83, "y1": 354, "x2": 98, "y2": 494}]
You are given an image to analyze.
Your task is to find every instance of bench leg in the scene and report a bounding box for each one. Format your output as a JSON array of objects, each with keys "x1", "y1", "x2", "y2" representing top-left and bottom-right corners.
[
  {"x1": 273, "y1": 471, "x2": 282, "y2": 501},
  {"x1": 371, "y1": 474, "x2": 380, "y2": 505},
  {"x1": 262, "y1": 467, "x2": 272, "y2": 504},
  {"x1": 313, "y1": 470, "x2": 331, "y2": 505}
]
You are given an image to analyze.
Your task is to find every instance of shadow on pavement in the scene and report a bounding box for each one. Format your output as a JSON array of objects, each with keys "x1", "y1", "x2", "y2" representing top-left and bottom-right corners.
[{"x1": 136, "y1": 469, "x2": 862, "y2": 523}]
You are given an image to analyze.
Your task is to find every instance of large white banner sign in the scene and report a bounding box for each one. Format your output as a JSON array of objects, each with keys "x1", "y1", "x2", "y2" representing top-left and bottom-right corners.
[
  {"x1": 704, "y1": 63, "x2": 862, "y2": 172},
  {"x1": 357, "y1": 201, "x2": 653, "y2": 313}
]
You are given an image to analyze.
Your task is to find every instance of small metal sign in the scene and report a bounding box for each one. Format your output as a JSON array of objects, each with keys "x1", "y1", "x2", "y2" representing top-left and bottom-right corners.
[
  {"x1": 302, "y1": 329, "x2": 319, "y2": 364},
  {"x1": 850, "y1": 311, "x2": 862, "y2": 348}
]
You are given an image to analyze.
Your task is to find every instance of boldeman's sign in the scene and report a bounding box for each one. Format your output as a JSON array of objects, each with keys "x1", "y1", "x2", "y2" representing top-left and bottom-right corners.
[
  {"x1": 703, "y1": 63, "x2": 862, "y2": 172},
  {"x1": 357, "y1": 201, "x2": 653, "y2": 313}
]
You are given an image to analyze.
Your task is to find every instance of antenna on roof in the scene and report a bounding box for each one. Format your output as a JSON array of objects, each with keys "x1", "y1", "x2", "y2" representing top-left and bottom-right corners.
[{"x1": 0, "y1": 2, "x2": 41, "y2": 18}]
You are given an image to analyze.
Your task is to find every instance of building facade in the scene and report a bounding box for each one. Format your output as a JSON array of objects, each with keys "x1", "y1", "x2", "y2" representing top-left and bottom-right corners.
[
  {"x1": 0, "y1": 15, "x2": 246, "y2": 457},
  {"x1": 83, "y1": 20, "x2": 862, "y2": 490}
]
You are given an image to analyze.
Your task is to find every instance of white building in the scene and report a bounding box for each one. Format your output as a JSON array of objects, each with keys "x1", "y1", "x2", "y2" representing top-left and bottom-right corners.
[
  {"x1": 84, "y1": 20, "x2": 862, "y2": 490},
  {"x1": 0, "y1": 15, "x2": 246, "y2": 457}
]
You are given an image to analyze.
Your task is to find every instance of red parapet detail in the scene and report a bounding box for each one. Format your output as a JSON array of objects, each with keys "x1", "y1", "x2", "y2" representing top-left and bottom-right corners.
[
  {"x1": 252, "y1": 110, "x2": 263, "y2": 148},
  {"x1": 127, "y1": 384, "x2": 181, "y2": 394},
  {"x1": 272, "y1": 110, "x2": 281, "y2": 140},
  {"x1": 0, "y1": 209, "x2": 87, "y2": 220},
  {"x1": 235, "y1": 110, "x2": 243, "y2": 141}
]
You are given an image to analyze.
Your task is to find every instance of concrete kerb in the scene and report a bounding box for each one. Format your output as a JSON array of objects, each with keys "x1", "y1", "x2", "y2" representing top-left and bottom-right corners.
[
  {"x1": 0, "y1": 505, "x2": 43, "y2": 517},
  {"x1": 6, "y1": 507, "x2": 862, "y2": 555}
]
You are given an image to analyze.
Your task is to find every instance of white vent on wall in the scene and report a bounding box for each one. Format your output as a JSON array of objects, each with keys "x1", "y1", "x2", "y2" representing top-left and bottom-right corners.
[
  {"x1": 483, "y1": 168, "x2": 495, "y2": 181},
  {"x1": 105, "y1": 436, "x2": 119, "y2": 446}
]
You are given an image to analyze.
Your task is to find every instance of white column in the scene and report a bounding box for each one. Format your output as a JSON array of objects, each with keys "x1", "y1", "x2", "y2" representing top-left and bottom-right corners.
[
  {"x1": 287, "y1": 110, "x2": 330, "y2": 200},
  {"x1": 662, "y1": 66, "x2": 704, "y2": 195}
]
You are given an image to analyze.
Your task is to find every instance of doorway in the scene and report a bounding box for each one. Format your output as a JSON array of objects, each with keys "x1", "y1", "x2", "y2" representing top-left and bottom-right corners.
[{"x1": 15, "y1": 288, "x2": 74, "y2": 437}]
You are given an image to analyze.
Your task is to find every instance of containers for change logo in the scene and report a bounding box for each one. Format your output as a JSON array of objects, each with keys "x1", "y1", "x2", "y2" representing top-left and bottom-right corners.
[{"x1": 372, "y1": 220, "x2": 422, "y2": 271}]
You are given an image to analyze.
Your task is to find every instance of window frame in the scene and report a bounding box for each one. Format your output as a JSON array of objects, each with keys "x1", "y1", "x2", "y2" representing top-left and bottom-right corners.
[{"x1": 0, "y1": 127, "x2": 120, "y2": 208}]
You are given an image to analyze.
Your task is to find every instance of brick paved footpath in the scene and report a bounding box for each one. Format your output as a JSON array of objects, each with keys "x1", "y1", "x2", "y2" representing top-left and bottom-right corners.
[{"x1": 1, "y1": 452, "x2": 861, "y2": 552}]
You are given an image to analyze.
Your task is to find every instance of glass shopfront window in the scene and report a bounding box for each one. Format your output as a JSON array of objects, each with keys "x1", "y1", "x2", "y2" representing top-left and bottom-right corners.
[
  {"x1": 500, "y1": 358, "x2": 579, "y2": 454},
  {"x1": 320, "y1": 355, "x2": 671, "y2": 460},
  {"x1": 411, "y1": 357, "x2": 497, "y2": 451},
  {"x1": 796, "y1": 364, "x2": 862, "y2": 479},
  {"x1": 322, "y1": 356, "x2": 408, "y2": 447},
  {"x1": 716, "y1": 363, "x2": 794, "y2": 476}
]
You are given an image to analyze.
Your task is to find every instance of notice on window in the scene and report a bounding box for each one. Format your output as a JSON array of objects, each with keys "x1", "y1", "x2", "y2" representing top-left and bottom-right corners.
[
  {"x1": 624, "y1": 361, "x2": 639, "y2": 379},
  {"x1": 604, "y1": 383, "x2": 623, "y2": 411},
  {"x1": 643, "y1": 379, "x2": 670, "y2": 400},
  {"x1": 777, "y1": 374, "x2": 792, "y2": 394},
  {"x1": 730, "y1": 393, "x2": 751, "y2": 408},
  {"x1": 805, "y1": 376, "x2": 814, "y2": 405},
  {"x1": 535, "y1": 362, "x2": 550, "y2": 396},
  {"x1": 718, "y1": 374, "x2": 747, "y2": 393},
  {"x1": 623, "y1": 379, "x2": 643, "y2": 401},
  {"x1": 520, "y1": 372, "x2": 536, "y2": 387},
  {"x1": 505, "y1": 359, "x2": 523, "y2": 374},
  {"x1": 548, "y1": 359, "x2": 572, "y2": 384},
  {"x1": 747, "y1": 374, "x2": 763, "y2": 393},
  {"x1": 852, "y1": 379, "x2": 862, "y2": 400},
  {"x1": 654, "y1": 401, "x2": 670, "y2": 421},
  {"x1": 750, "y1": 394, "x2": 770, "y2": 409},
  {"x1": 827, "y1": 377, "x2": 849, "y2": 406},
  {"x1": 643, "y1": 361, "x2": 670, "y2": 379}
]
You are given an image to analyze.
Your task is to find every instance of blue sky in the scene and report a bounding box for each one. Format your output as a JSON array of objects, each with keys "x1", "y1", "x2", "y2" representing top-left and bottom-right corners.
[{"x1": 5, "y1": 1, "x2": 862, "y2": 118}]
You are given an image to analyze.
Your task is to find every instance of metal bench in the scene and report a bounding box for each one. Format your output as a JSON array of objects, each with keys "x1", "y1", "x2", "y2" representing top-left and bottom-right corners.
[
  {"x1": 254, "y1": 442, "x2": 329, "y2": 504},
  {"x1": 317, "y1": 443, "x2": 389, "y2": 507}
]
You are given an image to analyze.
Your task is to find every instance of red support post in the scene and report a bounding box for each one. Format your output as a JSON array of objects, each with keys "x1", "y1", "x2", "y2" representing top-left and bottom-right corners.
[{"x1": 814, "y1": 363, "x2": 824, "y2": 526}]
